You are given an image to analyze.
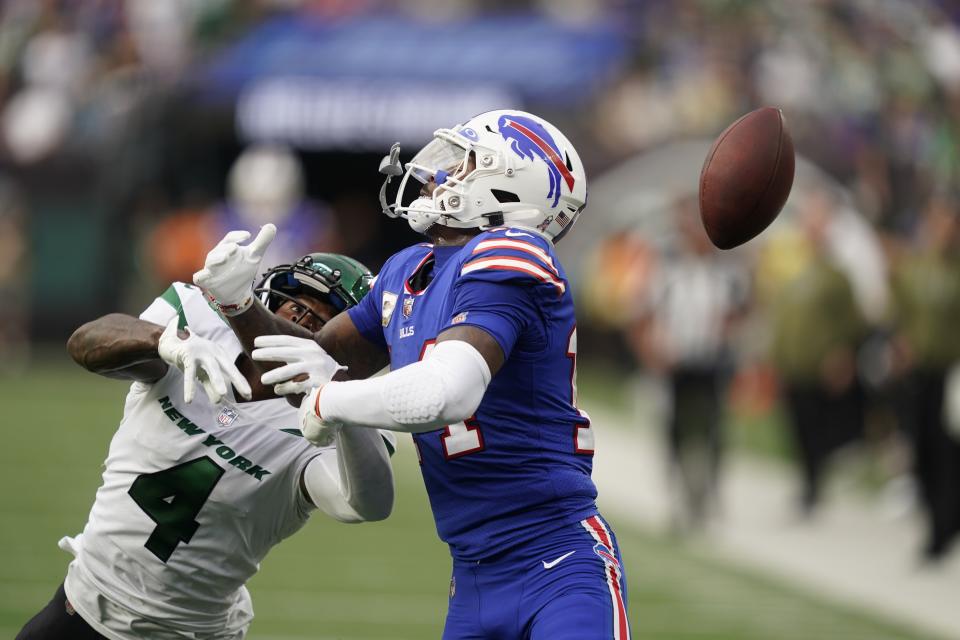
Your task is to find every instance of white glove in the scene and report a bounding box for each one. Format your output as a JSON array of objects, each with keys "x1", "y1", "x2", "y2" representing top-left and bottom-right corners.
[
  {"x1": 252, "y1": 334, "x2": 346, "y2": 396},
  {"x1": 158, "y1": 318, "x2": 253, "y2": 404},
  {"x1": 299, "y1": 385, "x2": 342, "y2": 447},
  {"x1": 193, "y1": 224, "x2": 276, "y2": 316}
]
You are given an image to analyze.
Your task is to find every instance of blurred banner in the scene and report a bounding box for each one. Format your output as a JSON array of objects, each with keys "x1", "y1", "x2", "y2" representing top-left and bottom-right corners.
[{"x1": 195, "y1": 13, "x2": 627, "y2": 149}]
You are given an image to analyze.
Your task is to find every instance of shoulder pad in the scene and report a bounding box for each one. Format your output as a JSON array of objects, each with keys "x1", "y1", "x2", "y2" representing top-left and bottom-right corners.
[{"x1": 460, "y1": 229, "x2": 565, "y2": 295}]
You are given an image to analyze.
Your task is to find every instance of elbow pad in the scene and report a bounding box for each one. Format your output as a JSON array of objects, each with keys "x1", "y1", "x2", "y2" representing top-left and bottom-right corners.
[
  {"x1": 382, "y1": 340, "x2": 490, "y2": 427},
  {"x1": 382, "y1": 362, "x2": 446, "y2": 425},
  {"x1": 320, "y1": 340, "x2": 492, "y2": 431}
]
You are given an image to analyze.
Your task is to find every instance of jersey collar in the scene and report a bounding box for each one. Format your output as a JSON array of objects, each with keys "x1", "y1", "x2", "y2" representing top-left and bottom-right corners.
[{"x1": 404, "y1": 245, "x2": 463, "y2": 295}]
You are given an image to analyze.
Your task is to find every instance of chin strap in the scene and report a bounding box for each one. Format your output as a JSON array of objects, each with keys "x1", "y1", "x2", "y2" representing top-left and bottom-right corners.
[{"x1": 405, "y1": 198, "x2": 442, "y2": 234}]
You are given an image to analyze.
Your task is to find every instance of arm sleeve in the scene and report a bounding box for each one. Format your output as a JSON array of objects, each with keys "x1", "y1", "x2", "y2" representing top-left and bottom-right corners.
[
  {"x1": 300, "y1": 450, "x2": 362, "y2": 522},
  {"x1": 317, "y1": 340, "x2": 491, "y2": 433},
  {"x1": 300, "y1": 427, "x2": 395, "y2": 523}
]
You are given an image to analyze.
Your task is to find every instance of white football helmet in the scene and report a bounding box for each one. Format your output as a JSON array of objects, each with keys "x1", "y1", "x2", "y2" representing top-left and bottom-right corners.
[{"x1": 379, "y1": 110, "x2": 587, "y2": 243}]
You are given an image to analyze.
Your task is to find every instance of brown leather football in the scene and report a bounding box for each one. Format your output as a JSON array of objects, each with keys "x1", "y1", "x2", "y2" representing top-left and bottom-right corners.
[{"x1": 699, "y1": 107, "x2": 795, "y2": 249}]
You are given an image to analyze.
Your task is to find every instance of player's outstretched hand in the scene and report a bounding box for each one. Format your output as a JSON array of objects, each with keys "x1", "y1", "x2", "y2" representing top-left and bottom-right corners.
[
  {"x1": 193, "y1": 224, "x2": 276, "y2": 316},
  {"x1": 158, "y1": 318, "x2": 253, "y2": 404},
  {"x1": 298, "y1": 385, "x2": 341, "y2": 447},
  {"x1": 252, "y1": 335, "x2": 346, "y2": 396}
]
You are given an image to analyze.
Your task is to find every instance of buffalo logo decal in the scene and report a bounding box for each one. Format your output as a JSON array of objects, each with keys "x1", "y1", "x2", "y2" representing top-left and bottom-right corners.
[
  {"x1": 498, "y1": 114, "x2": 575, "y2": 208},
  {"x1": 593, "y1": 541, "x2": 621, "y2": 569}
]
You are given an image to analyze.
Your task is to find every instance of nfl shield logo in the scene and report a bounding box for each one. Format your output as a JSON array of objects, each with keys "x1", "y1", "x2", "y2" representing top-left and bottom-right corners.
[
  {"x1": 402, "y1": 297, "x2": 415, "y2": 319},
  {"x1": 217, "y1": 407, "x2": 239, "y2": 427}
]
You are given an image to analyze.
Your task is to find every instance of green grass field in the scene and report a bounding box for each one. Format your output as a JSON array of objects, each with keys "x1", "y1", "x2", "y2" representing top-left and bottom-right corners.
[{"x1": 0, "y1": 360, "x2": 932, "y2": 639}]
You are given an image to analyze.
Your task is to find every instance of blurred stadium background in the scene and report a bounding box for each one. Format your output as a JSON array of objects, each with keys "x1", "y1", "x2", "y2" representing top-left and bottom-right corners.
[{"x1": 2, "y1": 0, "x2": 960, "y2": 638}]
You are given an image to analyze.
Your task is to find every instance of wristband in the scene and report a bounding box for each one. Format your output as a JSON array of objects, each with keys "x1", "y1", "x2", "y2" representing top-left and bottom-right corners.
[{"x1": 207, "y1": 293, "x2": 253, "y2": 317}]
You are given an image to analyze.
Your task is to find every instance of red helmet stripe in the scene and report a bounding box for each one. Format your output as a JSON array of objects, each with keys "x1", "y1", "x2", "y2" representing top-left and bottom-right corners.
[{"x1": 504, "y1": 119, "x2": 576, "y2": 191}]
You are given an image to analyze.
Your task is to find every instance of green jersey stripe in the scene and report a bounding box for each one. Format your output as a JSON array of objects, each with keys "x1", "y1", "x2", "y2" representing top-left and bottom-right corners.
[
  {"x1": 160, "y1": 285, "x2": 188, "y2": 330},
  {"x1": 382, "y1": 434, "x2": 396, "y2": 457}
]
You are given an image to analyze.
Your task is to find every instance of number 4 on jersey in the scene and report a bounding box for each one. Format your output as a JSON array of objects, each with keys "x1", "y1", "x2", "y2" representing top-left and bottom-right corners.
[{"x1": 128, "y1": 456, "x2": 225, "y2": 562}]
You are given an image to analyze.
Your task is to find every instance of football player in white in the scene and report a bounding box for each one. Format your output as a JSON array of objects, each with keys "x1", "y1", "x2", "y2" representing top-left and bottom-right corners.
[{"x1": 16, "y1": 246, "x2": 395, "y2": 640}]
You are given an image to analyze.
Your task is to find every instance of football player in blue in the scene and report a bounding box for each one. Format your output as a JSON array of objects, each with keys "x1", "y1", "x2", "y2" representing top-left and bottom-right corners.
[{"x1": 194, "y1": 110, "x2": 631, "y2": 639}]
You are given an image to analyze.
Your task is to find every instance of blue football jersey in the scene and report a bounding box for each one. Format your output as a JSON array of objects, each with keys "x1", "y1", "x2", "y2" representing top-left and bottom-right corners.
[{"x1": 348, "y1": 227, "x2": 598, "y2": 561}]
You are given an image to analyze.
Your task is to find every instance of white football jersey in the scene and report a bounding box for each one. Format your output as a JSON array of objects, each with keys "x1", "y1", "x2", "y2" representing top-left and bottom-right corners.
[{"x1": 62, "y1": 282, "x2": 329, "y2": 640}]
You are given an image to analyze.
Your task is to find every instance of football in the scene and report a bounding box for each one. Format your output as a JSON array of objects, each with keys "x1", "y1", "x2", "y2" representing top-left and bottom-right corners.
[{"x1": 698, "y1": 106, "x2": 795, "y2": 250}]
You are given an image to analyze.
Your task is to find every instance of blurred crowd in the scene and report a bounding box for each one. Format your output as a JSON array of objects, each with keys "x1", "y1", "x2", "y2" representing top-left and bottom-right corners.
[
  {"x1": 608, "y1": 181, "x2": 960, "y2": 562},
  {"x1": 585, "y1": 0, "x2": 960, "y2": 561},
  {"x1": 592, "y1": 0, "x2": 960, "y2": 229},
  {"x1": 2, "y1": 0, "x2": 960, "y2": 561}
]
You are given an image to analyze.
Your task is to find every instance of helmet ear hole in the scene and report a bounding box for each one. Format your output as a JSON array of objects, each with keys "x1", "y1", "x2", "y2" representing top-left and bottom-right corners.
[{"x1": 491, "y1": 189, "x2": 520, "y2": 204}]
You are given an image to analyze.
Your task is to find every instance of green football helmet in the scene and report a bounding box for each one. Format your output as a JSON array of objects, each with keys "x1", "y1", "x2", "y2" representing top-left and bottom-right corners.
[{"x1": 255, "y1": 253, "x2": 373, "y2": 326}]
